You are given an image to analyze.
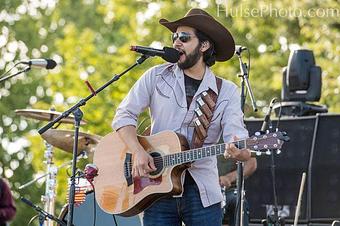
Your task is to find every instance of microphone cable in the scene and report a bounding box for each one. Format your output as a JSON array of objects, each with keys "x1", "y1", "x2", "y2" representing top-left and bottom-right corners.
[
  {"x1": 274, "y1": 100, "x2": 283, "y2": 132},
  {"x1": 0, "y1": 62, "x2": 22, "y2": 78},
  {"x1": 112, "y1": 212, "x2": 118, "y2": 226},
  {"x1": 92, "y1": 188, "x2": 97, "y2": 226}
]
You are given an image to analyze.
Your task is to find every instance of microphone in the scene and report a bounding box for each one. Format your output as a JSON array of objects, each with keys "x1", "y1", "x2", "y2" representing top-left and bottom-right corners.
[
  {"x1": 84, "y1": 163, "x2": 98, "y2": 182},
  {"x1": 130, "y1": 46, "x2": 180, "y2": 63},
  {"x1": 235, "y1": 45, "x2": 247, "y2": 55},
  {"x1": 21, "y1": 58, "x2": 57, "y2": 69},
  {"x1": 260, "y1": 97, "x2": 277, "y2": 133}
]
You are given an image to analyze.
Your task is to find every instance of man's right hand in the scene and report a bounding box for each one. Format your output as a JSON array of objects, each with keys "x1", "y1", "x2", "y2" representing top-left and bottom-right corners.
[
  {"x1": 132, "y1": 149, "x2": 157, "y2": 178},
  {"x1": 116, "y1": 125, "x2": 157, "y2": 178}
]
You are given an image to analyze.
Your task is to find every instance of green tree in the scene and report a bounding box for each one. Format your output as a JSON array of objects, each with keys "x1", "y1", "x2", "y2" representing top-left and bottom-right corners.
[{"x1": 0, "y1": 1, "x2": 339, "y2": 225}]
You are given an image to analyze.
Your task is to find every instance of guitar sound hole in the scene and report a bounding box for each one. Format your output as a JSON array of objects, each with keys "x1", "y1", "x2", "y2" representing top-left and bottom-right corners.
[{"x1": 149, "y1": 152, "x2": 163, "y2": 176}]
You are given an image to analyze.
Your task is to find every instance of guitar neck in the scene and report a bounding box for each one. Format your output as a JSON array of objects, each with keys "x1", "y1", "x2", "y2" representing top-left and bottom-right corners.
[{"x1": 163, "y1": 139, "x2": 246, "y2": 167}]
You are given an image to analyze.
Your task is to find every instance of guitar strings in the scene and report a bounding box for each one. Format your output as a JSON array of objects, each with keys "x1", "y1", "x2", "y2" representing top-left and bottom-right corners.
[{"x1": 123, "y1": 135, "x2": 279, "y2": 171}]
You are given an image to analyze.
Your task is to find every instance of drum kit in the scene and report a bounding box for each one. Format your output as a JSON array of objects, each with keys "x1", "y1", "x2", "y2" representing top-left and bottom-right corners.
[{"x1": 17, "y1": 108, "x2": 142, "y2": 226}]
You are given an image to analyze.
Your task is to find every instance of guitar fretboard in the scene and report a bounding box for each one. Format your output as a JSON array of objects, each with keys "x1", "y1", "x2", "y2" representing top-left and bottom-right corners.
[{"x1": 163, "y1": 140, "x2": 246, "y2": 167}]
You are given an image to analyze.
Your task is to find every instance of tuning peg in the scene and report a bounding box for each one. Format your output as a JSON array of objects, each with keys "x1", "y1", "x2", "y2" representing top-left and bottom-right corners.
[
  {"x1": 276, "y1": 149, "x2": 281, "y2": 154},
  {"x1": 255, "y1": 151, "x2": 262, "y2": 156},
  {"x1": 266, "y1": 150, "x2": 271, "y2": 155},
  {"x1": 281, "y1": 132, "x2": 290, "y2": 141},
  {"x1": 255, "y1": 131, "x2": 261, "y2": 136}
]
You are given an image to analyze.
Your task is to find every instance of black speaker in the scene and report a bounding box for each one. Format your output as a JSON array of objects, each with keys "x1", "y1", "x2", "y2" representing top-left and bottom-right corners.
[
  {"x1": 310, "y1": 114, "x2": 340, "y2": 221},
  {"x1": 245, "y1": 116, "x2": 316, "y2": 222}
]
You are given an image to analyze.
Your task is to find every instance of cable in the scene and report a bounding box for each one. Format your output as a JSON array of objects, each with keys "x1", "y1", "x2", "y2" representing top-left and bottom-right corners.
[
  {"x1": 112, "y1": 213, "x2": 118, "y2": 226},
  {"x1": 92, "y1": 189, "x2": 96, "y2": 226},
  {"x1": 85, "y1": 176, "x2": 97, "y2": 226},
  {"x1": 275, "y1": 100, "x2": 283, "y2": 130},
  {"x1": 0, "y1": 62, "x2": 21, "y2": 78},
  {"x1": 28, "y1": 214, "x2": 39, "y2": 226}
]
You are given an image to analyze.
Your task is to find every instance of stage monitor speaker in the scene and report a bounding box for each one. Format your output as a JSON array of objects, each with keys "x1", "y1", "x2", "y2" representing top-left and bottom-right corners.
[
  {"x1": 245, "y1": 116, "x2": 316, "y2": 222},
  {"x1": 310, "y1": 114, "x2": 340, "y2": 221}
]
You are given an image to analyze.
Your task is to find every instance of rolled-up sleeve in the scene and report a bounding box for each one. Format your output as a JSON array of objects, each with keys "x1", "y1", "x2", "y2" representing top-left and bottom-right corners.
[
  {"x1": 112, "y1": 67, "x2": 155, "y2": 131},
  {"x1": 221, "y1": 86, "x2": 249, "y2": 143}
]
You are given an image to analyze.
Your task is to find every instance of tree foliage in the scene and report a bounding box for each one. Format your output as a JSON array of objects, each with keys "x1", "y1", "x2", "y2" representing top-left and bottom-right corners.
[{"x1": 0, "y1": 0, "x2": 339, "y2": 225}]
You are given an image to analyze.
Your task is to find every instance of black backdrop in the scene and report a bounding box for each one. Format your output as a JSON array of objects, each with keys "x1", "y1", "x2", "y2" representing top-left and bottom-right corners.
[{"x1": 244, "y1": 114, "x2": 340, "y2": 223}]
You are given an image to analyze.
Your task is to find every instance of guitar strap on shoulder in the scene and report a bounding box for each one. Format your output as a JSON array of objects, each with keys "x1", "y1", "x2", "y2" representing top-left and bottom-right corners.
[{"x1": 191, "y1": 76, "x2": 222, "y2": 149}]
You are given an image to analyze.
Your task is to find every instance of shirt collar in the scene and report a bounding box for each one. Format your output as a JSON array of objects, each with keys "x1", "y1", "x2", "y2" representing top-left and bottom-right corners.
[
  {"x1": 199, "y1": 66, "x2": 218, "y2": 95},
  {"x1": 173, "y1": 64, "x2": 219, "y2": 95}
]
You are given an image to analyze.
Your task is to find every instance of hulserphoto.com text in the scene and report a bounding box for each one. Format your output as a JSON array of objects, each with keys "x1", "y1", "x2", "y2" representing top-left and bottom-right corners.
[{"x1": 216, "y1": 2, "x2": 340, "y2": 18}]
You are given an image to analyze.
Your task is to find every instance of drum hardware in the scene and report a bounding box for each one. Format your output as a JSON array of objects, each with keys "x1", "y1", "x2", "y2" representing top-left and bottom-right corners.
[
  {"x1": 16, "y1": 107, "x2": 94, "y2": 226},
  {"x1": 15, "y1": 104, "x2": 102, "y2": 226},
  {"x1": 18, "y1": 152, "x2": 87, "y2": 190},
  {"x1": 19, "y1": 153, "x2": 87, "y2": 226},
  {"x1": 36, "y1": 128, "x2": 100, "y2": 226},
  {"x1": 42, "y1": 142, "x2": 56, "y2": 226}
]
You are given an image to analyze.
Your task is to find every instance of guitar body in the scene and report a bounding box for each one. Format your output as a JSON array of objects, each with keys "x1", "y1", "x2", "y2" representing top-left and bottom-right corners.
[
  {"x1": 93, "y1": 130, "x2": 189, "y2": 217},
  {"x1": 93, "y1": 129, "x2": 288, "y2": 217}
]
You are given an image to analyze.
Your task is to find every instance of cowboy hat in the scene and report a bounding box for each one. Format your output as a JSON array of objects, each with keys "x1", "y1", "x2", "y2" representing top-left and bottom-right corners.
[{"x1": 159, "y1": 8, "x2": 235, "y2": 61}]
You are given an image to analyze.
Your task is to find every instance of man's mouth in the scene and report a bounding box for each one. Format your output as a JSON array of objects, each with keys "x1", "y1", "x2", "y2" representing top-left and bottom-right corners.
[{"x1": 176, "y1": 49, "x2": 185, "y2": 61}]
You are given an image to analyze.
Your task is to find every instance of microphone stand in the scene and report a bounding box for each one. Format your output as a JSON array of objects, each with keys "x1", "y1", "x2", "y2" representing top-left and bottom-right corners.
[
  {"x1": 0, "y1": 67, "x2": 31, "y2": 83},
  {"x1": 235, "y1": 49, "x2": 257, "y2": 226},
  {"x1": 37, "y1": 55, "x2": 150, "y2": 226},
  {"x1": 261, "y1": 119, "x2": 284, "y2": 226},
  {"x1": 21, "y1": 197, "x2": 67, "y2": 226},
  {"x1": 264, "y1": 147, "x2": 283, "y2": 226}
]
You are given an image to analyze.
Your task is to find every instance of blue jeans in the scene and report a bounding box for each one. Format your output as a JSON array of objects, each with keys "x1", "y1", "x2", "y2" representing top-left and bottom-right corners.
[
  {"x1": 143, "y1": 174, "x2": 222, "y2": 226},
  {"x1": 223, "y1": 189, "x2": 250, "y2": 226}
]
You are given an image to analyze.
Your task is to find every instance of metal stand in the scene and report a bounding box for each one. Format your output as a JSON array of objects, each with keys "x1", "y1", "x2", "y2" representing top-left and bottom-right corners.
[
  {"x1": 261, "y1": 139, "x2": 285, "y2": 226},
  {"x1": 42, "y1": 142, "x2": 57, "y2": 226},
  {"x1": 66, "y1": 108, "x2": 83, "y2": 226},
  {"x1": 235, "y1": 49, "x2": 257, "y2": 226},
  {"x1": 37, "y1": 55, "x2": 149, "y2": 226},
  {"x1": 21, "y1": 197, "x2": 67, "y2": 226},
  {"x1": 261, "y1": 101, "x2": 285, "y2": 226},
  {"x1": 0, "y1": 66, "x2": 31, "y2": 83},
  {"x1": 18, "y1": 154, "x2": 84, "y2": 190}
]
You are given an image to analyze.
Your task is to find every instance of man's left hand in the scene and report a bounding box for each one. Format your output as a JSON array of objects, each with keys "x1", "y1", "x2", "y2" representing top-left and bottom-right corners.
[{"x1": 224, "y1": 136, "x2": 251, "y2": 161}]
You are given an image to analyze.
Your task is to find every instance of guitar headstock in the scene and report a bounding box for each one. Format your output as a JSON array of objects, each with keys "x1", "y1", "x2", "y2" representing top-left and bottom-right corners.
[{"x1": 246, "y1": 131, "x2": 290, "y2": 151}]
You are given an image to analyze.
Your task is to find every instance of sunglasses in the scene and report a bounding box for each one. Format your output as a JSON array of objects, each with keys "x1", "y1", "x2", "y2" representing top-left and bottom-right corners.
[{"x1": 171, "y1": 32, "x2": 196, "y2": 43}]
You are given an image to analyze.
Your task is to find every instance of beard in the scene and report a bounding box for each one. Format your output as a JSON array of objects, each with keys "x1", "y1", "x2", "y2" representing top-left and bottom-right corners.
[{"x1": 177, "y1": 44, "x2": 202, "y2": 70}]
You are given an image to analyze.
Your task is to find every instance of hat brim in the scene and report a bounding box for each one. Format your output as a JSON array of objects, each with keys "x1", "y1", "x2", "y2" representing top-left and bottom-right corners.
[{"x1": 159, "y1": 15, "x2": 235, "y2": 61}]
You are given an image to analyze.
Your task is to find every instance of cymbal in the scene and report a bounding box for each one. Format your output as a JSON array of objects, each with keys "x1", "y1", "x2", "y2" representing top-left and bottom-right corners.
[
  {"x1": 15, "y1": 109, "x2": 87, "y2": 125},
  {"x1": 41, "y1": 129, "x2": 101, "y2": 154}
]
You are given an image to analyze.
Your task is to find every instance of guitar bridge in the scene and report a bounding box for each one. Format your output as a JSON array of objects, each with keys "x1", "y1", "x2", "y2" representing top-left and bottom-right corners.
[{"x1": 124, "y1": 153, "x2": 133, "y2": 186}]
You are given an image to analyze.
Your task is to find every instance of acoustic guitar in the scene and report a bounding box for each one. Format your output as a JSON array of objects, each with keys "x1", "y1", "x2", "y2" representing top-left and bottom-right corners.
[{"x1": 93, "y1": 130, "x2": 288, "y2": 216}]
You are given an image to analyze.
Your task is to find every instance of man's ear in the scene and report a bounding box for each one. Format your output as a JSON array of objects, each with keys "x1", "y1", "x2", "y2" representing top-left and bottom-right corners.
[{"x1": 200, "y1": 41, "x2": 211, "y2": 53}]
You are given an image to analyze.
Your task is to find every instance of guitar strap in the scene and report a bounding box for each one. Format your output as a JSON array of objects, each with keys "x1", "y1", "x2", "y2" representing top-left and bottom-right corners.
[{"x1": 191, "y1": 76, "x2": 222, "y2": 149}]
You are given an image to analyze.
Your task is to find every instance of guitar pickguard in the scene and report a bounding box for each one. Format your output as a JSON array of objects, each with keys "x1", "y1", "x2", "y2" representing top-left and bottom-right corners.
[{"x1": 133, "y1": 176, "x2": 162, "y2": 194}]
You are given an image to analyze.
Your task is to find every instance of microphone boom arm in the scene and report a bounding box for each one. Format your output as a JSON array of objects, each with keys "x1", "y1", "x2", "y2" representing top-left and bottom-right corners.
[
  {"x1": 38, "y1": 54, "x2": 149, "y2": 135},
  {"x1": 0, "y1": 67, "x2": 31, "y2": 84}
]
